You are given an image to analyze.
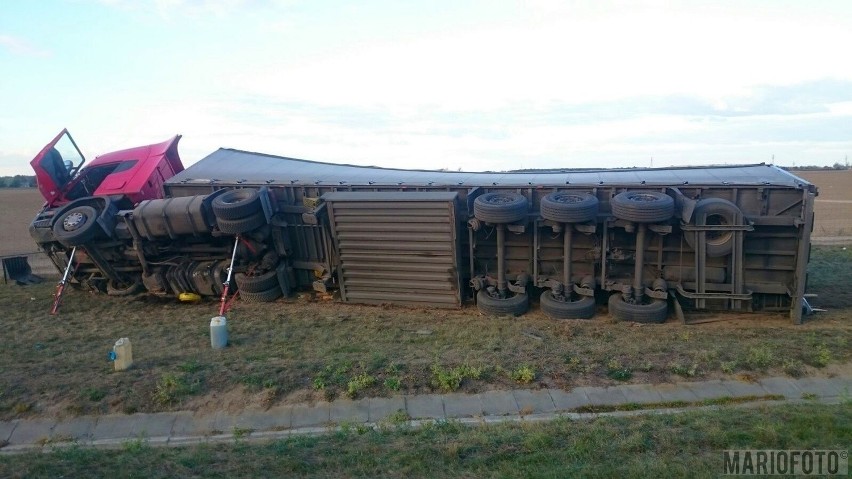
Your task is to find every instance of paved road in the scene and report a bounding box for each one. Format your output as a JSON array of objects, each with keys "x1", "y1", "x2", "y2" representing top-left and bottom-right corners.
[{"x1": 1, "y1": 375, "x2": 849, "y2": 454}]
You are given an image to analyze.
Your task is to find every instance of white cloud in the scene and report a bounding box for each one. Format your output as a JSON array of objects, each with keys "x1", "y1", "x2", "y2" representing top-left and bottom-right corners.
[{"x1": 0, "y1": 34, "x2": 50, "y2": 57}]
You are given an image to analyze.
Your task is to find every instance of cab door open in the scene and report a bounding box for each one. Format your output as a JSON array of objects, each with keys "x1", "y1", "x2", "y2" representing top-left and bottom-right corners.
[{"x1": 30, "y1": 129, "x2": 86, "y2": 206}]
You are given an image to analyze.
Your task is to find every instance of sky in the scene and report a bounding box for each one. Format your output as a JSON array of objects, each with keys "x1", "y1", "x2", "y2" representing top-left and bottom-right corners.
[{"x1": 1, "y1": 0, "x2": 851, "y2": 176}]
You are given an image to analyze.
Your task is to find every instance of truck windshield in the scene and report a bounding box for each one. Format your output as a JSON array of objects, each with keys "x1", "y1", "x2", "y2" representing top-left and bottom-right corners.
[{"x1": 53, "y1": 133, "x2": 84, "y2": 175}]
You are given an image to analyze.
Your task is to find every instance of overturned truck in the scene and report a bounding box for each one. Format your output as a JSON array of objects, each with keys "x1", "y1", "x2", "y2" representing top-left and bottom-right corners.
[{"x1": 29, "y1": 130, "x2": 817, "y2": 323}]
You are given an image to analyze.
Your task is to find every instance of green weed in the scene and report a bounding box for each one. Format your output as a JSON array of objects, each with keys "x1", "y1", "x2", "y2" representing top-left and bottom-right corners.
[
  {"x1": 605, "y1": 359, "x2": 632, "y2": 381},
  {"x1": 812, "y1": 344, "x2": 831, "y2": 368},
  {"x1": 782, "y1": 359, "x2": 804, "y2": 377},
  {"x1": 743, "y1": 346, "x2": 774, "y2": 371},
  {"x1": 511, "y1": 365, "x2": 536, "y2": 384},
  {"x1": 431, "y1": 364, "x2": 483, "y2": 391},
  {"x1": 670, "y1": 362, "x2": 698, "y2": 377},
  {"x1": 151, "y1": 373, "x2": 200, "y2": 406},
  {"x1": 346, "y1": 373, "x2": 376, "y2": 398}
]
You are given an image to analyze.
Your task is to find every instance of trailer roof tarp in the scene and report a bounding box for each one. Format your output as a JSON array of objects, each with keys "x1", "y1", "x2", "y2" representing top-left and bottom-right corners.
[{"x1": 168, "y1": 148, "x2": 813, "y2": 189}]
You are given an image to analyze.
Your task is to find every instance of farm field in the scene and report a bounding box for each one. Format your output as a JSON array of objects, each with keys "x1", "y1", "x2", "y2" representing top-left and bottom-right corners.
[
  {"x1": 797, "y1": 169, "x2": 852, "y2": 238},
  {"x1": 0, "y1": 188, "x2": 43, "y2": 256}
]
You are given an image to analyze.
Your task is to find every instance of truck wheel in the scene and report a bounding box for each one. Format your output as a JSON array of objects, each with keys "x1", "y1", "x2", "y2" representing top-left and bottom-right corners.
[
  {"x1": 241, "y1": 286, "x2": 282, "y2": 303},
  {"x1": 539, "y1": 291, "x2": 596, "y2": 319},
  {"x1": 52, "y1": 205, "x2": 102, "y2": 246},
  {"x1": 212, "y1": 189, "x2": 262, "y2": 220},
  {"x1": 107, "y1": 279, "x2": 144, "y2": 296},
  {"x1": 540, "y1": 192, "x2": 599, "y2": 223},
  {"x1": 611, "y1": 191, "x2": 674, "y2": 223},
  {"x1": 683, "y1": 198, "x2": 741, "y2": 257},
  {"x1": 608, "y1": 294, "x2": 668, "y2": 323},
  {"x1": 476, "y1": 290, "x2": 529, "y2": 316},
  {"x1": 474, "y1": 192, "x2": 528, "y2": 224},
  {"x1": 217, "y1": 211, "x2": 266, "y2": 234},
  {"x1": 235, "y1": 270, "x2": 279, "y2": 293}
]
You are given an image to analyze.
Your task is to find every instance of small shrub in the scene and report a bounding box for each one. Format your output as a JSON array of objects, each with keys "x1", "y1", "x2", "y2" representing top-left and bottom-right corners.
[
  {"x1": 82, "y1": 388, "x2": 106, "y2": 402},
  {"x1": 812, "y1": 344, "x2": 831, "y2": 368},
  {"x1": 384, "y1": 377, "x2": 401, "y2": 391},
  {"x1": 782, "y1": 359, "x2": 804, "y2": 377},
  {"x1": 670, "y1": 362, "x2": 698, "y2": 377},
  {"x1": 431, "y1": 364, "x2": 483, "y2": 391},
  {"x1": 152, "y1": 373, "x2": 199, "y2": 406},
  {"x1": 346, "y1": 373, "x2": 376, "y2": 398},
  {"x1": 511, "y1": 365, "x2": 536, "y2": 384},
  {"x1": 312, "y1": 362, "x2": 352, "y2": 391},
  {"x1": 720, "y1": 361, "x2": 738, "y2": 374},
  {"x1": 744, "y1": 346, "x2": 774, "y2": 371},
  {"x1": 386, "y1": 409, "x2": 410, "y2": 426},
  {"x1": 639, "y1": 361, "x2": 654, "y2": 372},
  {"x1": 606, "y1": 359, "x2": 633, "y2": 381},
  {"x1": 563, "y1": 355, "x2": 583, "y2": 373}
]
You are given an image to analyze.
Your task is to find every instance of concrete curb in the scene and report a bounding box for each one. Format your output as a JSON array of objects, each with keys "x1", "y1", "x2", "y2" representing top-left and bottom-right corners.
[{"x1": 0, "y1": 375, "x2": 848, "y2": 455}]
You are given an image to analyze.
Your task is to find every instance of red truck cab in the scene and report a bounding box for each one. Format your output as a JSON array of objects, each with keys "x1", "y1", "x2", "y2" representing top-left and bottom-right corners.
[
  {"x1": 31, "y1": 129, "x2": 183, "y2": 209},
  {"x1": 29, "y1": 130, "x2": 185, "y2": 251}
]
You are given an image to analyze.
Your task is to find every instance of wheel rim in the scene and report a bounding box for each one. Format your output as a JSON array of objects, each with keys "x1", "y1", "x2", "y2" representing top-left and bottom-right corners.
[
  {"x1": 551, "y1": 193, "x2": 585, "y2": 204},
  {"x1": 62, "y1": 212, "x2": 87, "y2": 231},
  {"x1": 629, "y1": 193, "x2": 660, "y2": 203},
  {"x1": 705, "y1": 213, "x2": 732, "y2": 246},
  {"x1": 485, "y1": 194, "x2": 516, "y2": 205}
]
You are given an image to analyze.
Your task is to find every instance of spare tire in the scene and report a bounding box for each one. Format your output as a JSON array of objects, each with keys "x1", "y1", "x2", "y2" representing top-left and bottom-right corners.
[
  {"x1": 217, "y1": 211, "x2": 266, "y2": 234},
  {"x1": 540, "y1": 192, "x2": 599, "y2": 223},
  {"x1": 474, "y1": 192, "x2": 528, "y2": 224},
  {"x1": 213, "y1": 189, "x2": 262, "y2": 220},
  {"x1": 241, "y1": 286, "x2": 282, "y2": 303},
  {"x1": 683, "y1": 198, "x2": 741, "y2": 257},
  {"x1": 608, "y1": 294, "x2": 668, "y2": 324},
  {"x1": 236, "y1": 270, "x2": 279, "y2": 293},
  {"x1": 611, "y1": 191, "x2": 674, "y2": 223},
  {"x1": 476, "y1": 290, "x2": 529, "y2": 316}
]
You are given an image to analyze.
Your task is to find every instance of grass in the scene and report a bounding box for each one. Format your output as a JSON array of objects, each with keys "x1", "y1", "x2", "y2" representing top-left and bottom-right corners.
[
  {"x1": 0, "y1": 246, "x2": 850, "y2": 419},
  {"x1": 0, "y1": 403, "x2": 848, "y2": 478}
]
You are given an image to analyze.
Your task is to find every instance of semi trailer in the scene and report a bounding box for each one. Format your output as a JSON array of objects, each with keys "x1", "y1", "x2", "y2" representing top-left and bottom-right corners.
[{"x1": 29, "y1": 130, "x2": 818, "y2": 323}]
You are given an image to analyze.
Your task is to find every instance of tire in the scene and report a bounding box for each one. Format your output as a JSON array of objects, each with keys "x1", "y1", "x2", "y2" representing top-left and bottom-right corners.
[
  {"x1": 474, "y1": 192, "x2": 528, "y2": 224},
  {"x1": 476, "y1": 290, "x2": 529, "y2": 316},
  {"x1": 52, "y1": 205, "x2": 102, "y2": 246},
  {"x1": 539, "y1": 291, "x2": 596, "y2": 319},
  {"x1": 212, "y1": 189, "x2": 262, "y2": 220},
  {"x1": 217, "y1": 211, "x2": 266, "y2": 234},
  {"x1": 683, "y1": 198, "x2": 741, "y2": 257},
  {"x1": 241, "y1": 286, "x2": 282, "y2": 303},
  {"x1": 608, "y1": 294, "x2": 668, "y2": 323},
  {"x1": 611, "y1": 191, "x2": 674, "y2": 223},
  {"x1": 107, "y1": 279, "x2": 144, "y2": 296},
  {"x1": 540, "y1": 192, "x2": 599, "y2": 223},
  {"x1": 236, "y1": 270, "x2": 279, "y2": 293}
]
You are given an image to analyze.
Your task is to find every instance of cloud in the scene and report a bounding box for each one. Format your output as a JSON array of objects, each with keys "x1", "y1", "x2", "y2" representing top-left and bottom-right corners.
[{"x1": 0, "y1": 34, "x2": 50, "y2": 57}]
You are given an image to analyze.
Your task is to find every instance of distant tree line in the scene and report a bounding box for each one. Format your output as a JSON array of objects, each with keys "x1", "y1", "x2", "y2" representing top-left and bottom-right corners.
[
  {"x1": 0, "y1": 175, "x2": 37, "y2": 187},
  {"x1": 784, "y1": 163, "x2": 850, "y2": 171}
]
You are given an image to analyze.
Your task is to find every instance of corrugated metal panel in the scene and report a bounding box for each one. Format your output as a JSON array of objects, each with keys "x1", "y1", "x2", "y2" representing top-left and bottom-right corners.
[
  {"x1": 167, "y1": 148, "x2": 812, "y2": 189},
  {"x1": 324, "y1": 192, "x2": 461, "y2": 308}
]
